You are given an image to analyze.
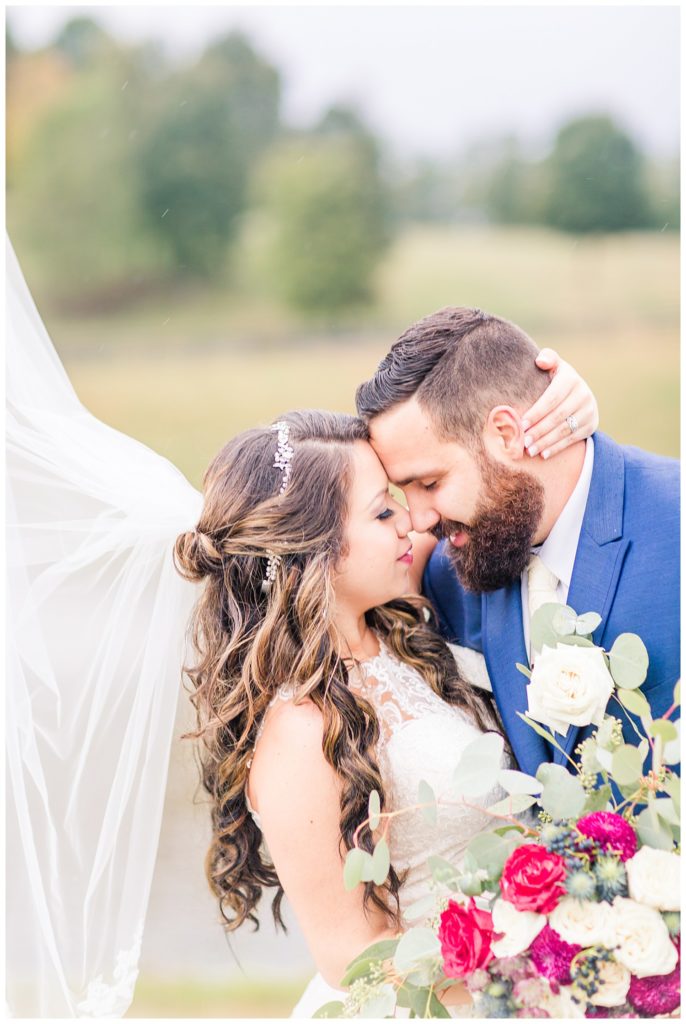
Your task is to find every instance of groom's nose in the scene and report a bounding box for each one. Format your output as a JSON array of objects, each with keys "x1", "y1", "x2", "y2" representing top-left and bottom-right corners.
[{"x1": 406, "y1": 498, "x2": 440, "y2": 534}]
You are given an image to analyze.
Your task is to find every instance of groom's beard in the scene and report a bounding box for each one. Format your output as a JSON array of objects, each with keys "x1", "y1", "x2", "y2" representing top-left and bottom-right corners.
[{"x1": 433, "y1": 457, "x2": 545, "y2": 593}]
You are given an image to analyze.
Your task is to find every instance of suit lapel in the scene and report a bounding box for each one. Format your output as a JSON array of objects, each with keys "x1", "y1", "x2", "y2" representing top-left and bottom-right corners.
[
  {"x1": 484, "y1": 584, "x2": 550, "y2": 775},
  {"x1": 555, "y1": 433, "x2": 629, "y2": 764}
]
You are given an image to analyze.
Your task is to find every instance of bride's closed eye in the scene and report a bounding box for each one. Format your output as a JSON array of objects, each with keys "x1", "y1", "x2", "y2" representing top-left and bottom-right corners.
[{"x1": 377, "y1": 508, "x2": 395, "y2": 520}]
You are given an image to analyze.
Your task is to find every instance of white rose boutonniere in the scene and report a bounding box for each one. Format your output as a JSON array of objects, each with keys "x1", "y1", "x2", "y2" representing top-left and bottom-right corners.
[
  {"x1": 526, "y1": 644, "x2": 615, "y2": 737},
  {"x1": 606, "y1": 897, "x2": 678, "y2": 978},
  {"x1": 626, "y1": 846, "x2": 681, "y2": 911}
]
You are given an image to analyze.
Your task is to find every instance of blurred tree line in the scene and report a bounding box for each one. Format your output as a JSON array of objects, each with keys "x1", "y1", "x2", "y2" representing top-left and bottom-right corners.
[{"x1": 6, "y1": 17, "x2": 679, "y2": 316}]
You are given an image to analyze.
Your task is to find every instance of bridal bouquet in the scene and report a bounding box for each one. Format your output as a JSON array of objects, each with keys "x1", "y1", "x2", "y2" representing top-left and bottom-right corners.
[{"x1": 315, "y1": 607, "x2": 681, "y2": 1019}]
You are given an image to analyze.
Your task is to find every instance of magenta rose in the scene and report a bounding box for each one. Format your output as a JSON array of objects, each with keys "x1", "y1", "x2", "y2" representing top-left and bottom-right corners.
[
  {"x1": 500, "y1": 844, "x2": 567, "y2": 914},
  {"x1": 438, "y1": 898, "x2": 495, "y2": 978},
  {"x1": 576, "y1": 811, "x2": 637, "y2": 862}
]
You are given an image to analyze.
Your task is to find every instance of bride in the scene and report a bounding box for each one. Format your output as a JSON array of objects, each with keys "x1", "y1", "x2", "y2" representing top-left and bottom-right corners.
[{"x1": 6, "y1": 238, "x2": 596, "y2": 1017}]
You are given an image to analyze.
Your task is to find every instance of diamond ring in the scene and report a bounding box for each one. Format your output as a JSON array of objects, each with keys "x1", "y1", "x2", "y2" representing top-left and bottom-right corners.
[{"x1": 566, "y1": 414, "x2": 580, "y2": 434}]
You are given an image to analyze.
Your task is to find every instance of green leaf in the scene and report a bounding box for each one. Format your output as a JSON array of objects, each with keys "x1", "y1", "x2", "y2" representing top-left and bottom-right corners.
[
  {"x1": 581, "y1": 783, "x2": 613, "y2": 813},
  {"x1": 617, "y1": 688, "x2": 651, "y2": 720},
  {"x1": 313, "y1": 1001, "x2": 345, "y2": 1018},
  {"x1": 428, "y1": 993, "x2": 451, "y2": 1018},
  {"x1": 404, "y1": 893, "x2": 438, "y2": 922},
  {"x1": 427, "y1": 854, "x2": 461, "y2": 890},
  {"x1": 457, "y1": 872, "x2": 484, "y2": 897},
  {"x1": 343, "y1": 938, "x2": 399, "y2": 978},
  {"x1": 575, "y1": 611, "x2": 602, "y2": 636},
  {"x1": 649, "y1": 720, "x2": 678, "y2": 744},
  {"x1": 611, "y1": 744, "x2": 644, "y2": 785},
  {"x1": 487, "y1": 793, "x2": 538, "y2": 816},
  {"x1": 368, "y1": 789, "x2": 381, "y2": 831},
  {"x1": 498, "y1": 768, "x2": 543, "y2": 795},
  {"x1": 674, "y1": 680, "x2": 681, "y2": 705},
  {"x1": 452, "y1": 732, "x2": 505, "y2": 797},
  {"x1": 608, "y1": 633, "x2": 649, "y2": 689},
  {"x1": 359, "y1": 983, "x2": 397, "y2": 1018},
  {"x1": 343, "y1": 848, "x2": 366, "y2": 891},
  {"x1": 556, "y1": 634, "x2": 595, "y2": 649},
  {"x1": 418, "y1": 779, "x2": 437, "y2": 826},
  {"x1": 360, "y1": 850, "x2": 376, "y2": 883},
  {"x1": 636, "y1": 804, "x2": 676, "y2": 851},
  {"x1": 530, "y1": 602, "x2": 568, "y2": 653},
  {"x1": 466, "y1": 830, "x2": 518, "y2": 878},
  {"x1": 553, "y1": 605, "x2": 578, "y2": 636},
  {"x1": 517, "y1": 712, "x2": 572, "y2": 759},
  {"x1": 655, "y1": 797, "x2": 680, "y2": 826},
  {"x1": 537, "y1": 762, "x2": 587, "y2": 818},
  {"x1": 663, "y1": 720, "x2": 681, "y2": 766},
  {"x1": 393, "y1": 927, "x2": 441, "y2": 974},
  {"x1": 516, "y1": 662, "x2": 532, "y2": 679},
  {"x1": 596, "y1": 715, "x2": 623, "y2": 751},
  {"x1": 664, "y1": 774, "x2": 681, "y2": 814},
  {"x1": 371, "y1": 838, "x2": 391, "y2": 886}
]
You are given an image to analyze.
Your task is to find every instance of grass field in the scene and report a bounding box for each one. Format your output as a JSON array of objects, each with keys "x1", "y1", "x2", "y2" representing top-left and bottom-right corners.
[
  {"x1": 45, "y1": 224, "x2": 679, "y2": 489},
  {"x1": 126, "y1": 976, "x2": 310, "y2": 1018}
]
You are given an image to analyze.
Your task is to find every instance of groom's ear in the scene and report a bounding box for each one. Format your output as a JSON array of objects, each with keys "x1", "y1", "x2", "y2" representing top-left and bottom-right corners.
[{"x1": 483, "y1": 406, "x2": 526, "y2": 461}]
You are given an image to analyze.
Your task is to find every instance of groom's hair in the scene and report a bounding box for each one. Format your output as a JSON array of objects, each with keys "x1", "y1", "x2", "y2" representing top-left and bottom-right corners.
[{"x1": 356, "y1": 307, "x2": 550, "y2": 446}]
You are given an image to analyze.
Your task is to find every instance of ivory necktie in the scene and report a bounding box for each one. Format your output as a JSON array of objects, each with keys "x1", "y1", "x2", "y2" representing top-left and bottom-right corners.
[{"x1": 527, "y1": 554, "x2": 560, "y2": 622}]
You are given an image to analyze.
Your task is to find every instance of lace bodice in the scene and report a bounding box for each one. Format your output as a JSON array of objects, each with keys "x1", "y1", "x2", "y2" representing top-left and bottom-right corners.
[{"x1": 247, "y1": 640, "x2": 507, "y2": 919}]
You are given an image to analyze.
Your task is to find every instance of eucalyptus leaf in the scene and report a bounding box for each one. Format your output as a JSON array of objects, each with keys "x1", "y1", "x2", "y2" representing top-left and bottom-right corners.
[
  {"x1": 664, "y1": 774, "x2": 681, "y2": 814},
  {"x1": 498, "y1": 768, "x2": 543, "y2": 795},
  {"x1": 596, "y1": 715, "x2": 622, "y2": 751},
  {"x1": 371, "y1": 838, "x2": 391, "y2": 886},
  {"x1": 611, "y1": 744, "x2": 644, "y2": 786},
  {"x1": 393, "y1": 927, "x2": 441, "y2": 974},
  {"x1": 663, "y1": 720, "x2": 681, "y2": 766},
  {"x1": 594, "y1": 746, "x2": 614, "y2": 772},
  {"x1": 457, "y1": 872, "x2": 483, "y2": 897},
  {"x1": 608, "y1": 633, "x2": 649, "y2": 690},
  {"x1": 487, "y1": 793, "x2": 538, "y2": 816},
  {"x1": 556, "y1": 634, "x2": 595, "y2": 649},
  {"x1": 516, "y1": 712, "x2": 570, "y2": 759},
  {"x1": 343, "y1": 848, "x2": 366, "y2": 891},
  {"x1": 553, "y1": 605, "x2": 578, "y2": 636},
  {"x1": 674, "y1": 680, "x2": 681, "y2": 705},
  {"x1": 313, "y1": 1001, "x2": 345, "y2": 1018},
  {"x1": 575, "y1": 611, "x2": 602, "y2": 636},
  {"x1": 537, "y1": 762, "x2": 587, "y2": 818},
  {"x1": 649, "y1": 720, "x2": 678, "y2": 743},
  {"x1": 452, "y1": 732, "x2": 505, "y2": 797},
  {"x1": 655, "y1": 797, "x2": 680, "y2": 826},
  {"x1": 359, "y1": 983, "x2": 397, "y2": 1019},
  {"x1": 418, "y1": 779, "x2": 437, "y2": 826},
  {"x1": 516, "y1": 662, "x2": 532, "y2": 679},
  {"x1": 428, "y1": 993, "x2": 451, "y2": 1019},
  {"x1": 636, "y1": 804, "x2": 676, "y2": 851},
  {"x1": 466, "y1": 830, "x2": 517, "y2": 878},
  {"x1": 581, "y1": 783, "x2": 612, "y2": 814},
  {"x1": 427, "y1": 854, "x2": 461, "y2": 890},
  {"x1": 404, "y1": 893, "x2": 438, "y2": 922},
  {"x1": 617, "y1": 688, "x2": 651, "y2": 720},
  {"x1": 531, "y1": 602, "x2": 573, "y2": 653},
  {"x1": 343, "y1": 938, "x2": 399, "y2": 976},
  {"x1": 368, "y1": 789, "x2": 381, "y2": 831}
]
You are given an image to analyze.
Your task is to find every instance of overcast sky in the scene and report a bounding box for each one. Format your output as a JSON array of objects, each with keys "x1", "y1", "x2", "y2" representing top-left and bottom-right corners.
[{"x1": 6, "y1": 3, "x2": 680, "y2": 160}]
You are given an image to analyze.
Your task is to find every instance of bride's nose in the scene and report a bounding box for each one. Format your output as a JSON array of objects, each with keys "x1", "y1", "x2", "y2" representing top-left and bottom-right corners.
[{"x1": 395, "y1": 506, "x2": 412, "y2": 537}]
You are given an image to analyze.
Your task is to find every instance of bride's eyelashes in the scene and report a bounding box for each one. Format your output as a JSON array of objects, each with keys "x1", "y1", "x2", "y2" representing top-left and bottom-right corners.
[{"x1": 376, "y1": 508, "x2": 395, "y2": 520}]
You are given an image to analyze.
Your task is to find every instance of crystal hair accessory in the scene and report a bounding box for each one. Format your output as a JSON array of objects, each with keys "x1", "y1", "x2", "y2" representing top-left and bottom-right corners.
[{"x1": 261, "y1": 421, "x2": 294, "y2": 593}]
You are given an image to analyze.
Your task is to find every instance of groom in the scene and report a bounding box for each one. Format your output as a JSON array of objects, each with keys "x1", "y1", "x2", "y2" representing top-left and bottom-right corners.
[{"x1": 356, "y1": 307, "x2": 679, "y2": 777}]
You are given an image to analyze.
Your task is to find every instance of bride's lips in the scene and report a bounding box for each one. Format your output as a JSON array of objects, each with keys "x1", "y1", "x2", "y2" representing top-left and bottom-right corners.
[
  {"x1": 449, "y1": 531, "x2": 469, "y2": 548},
  {"x1": 398, "y1": 545, "x2": 414, "y2": 565}
]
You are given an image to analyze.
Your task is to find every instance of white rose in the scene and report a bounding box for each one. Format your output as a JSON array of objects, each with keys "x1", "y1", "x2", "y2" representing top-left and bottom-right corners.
[
  {"x1": 490, "y1": 897, "x2": 545, "y2": 957},
  {"x1": 526, "y1": 644, "x2": 615, "y2": 737},
  {"x1": 606, "y1": 897, "x2": 678, "y2": 978},
  {"x1": 626, "y1": 846, "x2": 681, "y2": 911},
  {"x1": 549, "y1": 897, "x2": 608, "y2": 947},
  {"x1": 589, "y1": 959, "x2": 631, "y2": 1008}
]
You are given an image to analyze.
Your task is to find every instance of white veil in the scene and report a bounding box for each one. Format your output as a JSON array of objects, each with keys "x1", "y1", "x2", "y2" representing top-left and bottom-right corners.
[{"x1": 6, "y1": 237, "x2": 204, "y2": 1016}]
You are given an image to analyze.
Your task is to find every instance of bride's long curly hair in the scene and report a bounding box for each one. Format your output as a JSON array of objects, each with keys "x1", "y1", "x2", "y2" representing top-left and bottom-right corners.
[{"x1": 174, "y1": 410, "x2": 498, "y2": 934}]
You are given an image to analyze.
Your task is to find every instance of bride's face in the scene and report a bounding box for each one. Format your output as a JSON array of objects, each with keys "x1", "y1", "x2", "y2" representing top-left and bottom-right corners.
[{"x1": 332, "y1": 441, "x2": 413, "y2": 614}]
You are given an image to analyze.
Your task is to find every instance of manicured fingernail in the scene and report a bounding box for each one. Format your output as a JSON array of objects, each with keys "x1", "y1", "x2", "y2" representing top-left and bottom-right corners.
[
  {"x1": 524, "y1": 434, "x2": 533, "y2": 449},
  {"x1": 522, "y1": 419, "x2": 531, "y2": 432},
  {"x1": 542, "y1": 449, "x2": 550, "y2": 460},
  {"x1": 528, "y1": 444, "x2": 538, "y2": 456}
]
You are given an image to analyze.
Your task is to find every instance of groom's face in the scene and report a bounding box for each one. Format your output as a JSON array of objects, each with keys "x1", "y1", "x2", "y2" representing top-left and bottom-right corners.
[{"x1": 369, "y1": 397, "x2": 544, "y2": 591}]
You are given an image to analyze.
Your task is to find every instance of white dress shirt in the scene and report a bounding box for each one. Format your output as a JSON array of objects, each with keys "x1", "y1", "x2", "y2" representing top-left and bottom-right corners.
[{"x1": 521, "y1": 436, "x2": 595, "y2": 660}]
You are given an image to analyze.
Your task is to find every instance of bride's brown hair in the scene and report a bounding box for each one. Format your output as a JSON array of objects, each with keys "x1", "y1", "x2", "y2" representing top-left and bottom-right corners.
[{"x1": 174, "y1": 410, "x2": 498, "y2": 934}]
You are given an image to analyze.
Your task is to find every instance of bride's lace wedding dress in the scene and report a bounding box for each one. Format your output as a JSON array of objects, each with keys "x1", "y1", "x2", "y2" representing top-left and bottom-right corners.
[{"x1": 248, "y1": 639, "x2": 507, "y2": 1018}]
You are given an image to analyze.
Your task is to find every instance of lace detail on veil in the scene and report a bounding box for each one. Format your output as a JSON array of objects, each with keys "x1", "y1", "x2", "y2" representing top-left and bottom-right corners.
[{"x1": 75, "y1": 921, "x2": 143, "y2": 1017}]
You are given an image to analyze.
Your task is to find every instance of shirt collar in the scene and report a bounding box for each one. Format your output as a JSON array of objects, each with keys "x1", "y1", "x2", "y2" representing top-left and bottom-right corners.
[{"x1": 535, "y1": 436, "x2": 595, "y2": 591}]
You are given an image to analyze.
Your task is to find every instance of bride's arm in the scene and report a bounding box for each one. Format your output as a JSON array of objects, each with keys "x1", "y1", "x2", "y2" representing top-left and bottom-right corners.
[{"x1": 247, "y1": 697, "x2": 399, "y2": 989}]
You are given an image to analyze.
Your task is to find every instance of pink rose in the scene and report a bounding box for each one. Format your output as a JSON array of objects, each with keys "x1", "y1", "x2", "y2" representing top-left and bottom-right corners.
[
  {"x1": 500, "y1": 844, "x2": 567, "y2": 914},
  {"x1": 438, "y1": 899, "x2": 495, "y2": 978}
]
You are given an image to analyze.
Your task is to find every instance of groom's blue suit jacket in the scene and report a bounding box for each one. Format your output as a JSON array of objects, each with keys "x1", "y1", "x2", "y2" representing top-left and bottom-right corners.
[{"x1": 423, "y1": 432, "x2": 680, "y2": 777}]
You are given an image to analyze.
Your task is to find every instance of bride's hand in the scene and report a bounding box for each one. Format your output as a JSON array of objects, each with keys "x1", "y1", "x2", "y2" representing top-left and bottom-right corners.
[{"x1": 521, "y1": 349, "x2": 599, "y2": 460}]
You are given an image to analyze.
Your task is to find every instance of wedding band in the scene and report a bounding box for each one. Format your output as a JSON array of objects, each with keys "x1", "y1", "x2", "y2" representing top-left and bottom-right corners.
[{"x1": 566, "y1": 414, "x2": 579, "y2": 434}]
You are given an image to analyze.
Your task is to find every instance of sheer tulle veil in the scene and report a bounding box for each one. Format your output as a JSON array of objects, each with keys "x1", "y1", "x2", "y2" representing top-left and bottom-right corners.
[{"x1": 6, "y1": 236, "x2": 204, "y2": 1015}]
